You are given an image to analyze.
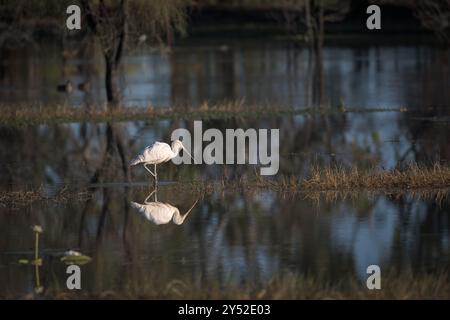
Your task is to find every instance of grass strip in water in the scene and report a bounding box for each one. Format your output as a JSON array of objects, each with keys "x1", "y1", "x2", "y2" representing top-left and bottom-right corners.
[
  {"x1": 177, "y1": 163, "x2": 450, "y2": 196},
  {"x1": 2, "y1": 163, "x2": 449, "y2": 207},
  {"x1": 0, "y1": 101, "x2": 405, "y2": 126},
  {"x1": 0, "y1": 185, "x2": 91, "y2": 208}
]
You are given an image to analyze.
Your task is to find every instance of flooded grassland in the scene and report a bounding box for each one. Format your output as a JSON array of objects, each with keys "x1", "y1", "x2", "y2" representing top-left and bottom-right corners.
[{"x1": 1, "y1": 36, "x2": 450, "y2": 299}]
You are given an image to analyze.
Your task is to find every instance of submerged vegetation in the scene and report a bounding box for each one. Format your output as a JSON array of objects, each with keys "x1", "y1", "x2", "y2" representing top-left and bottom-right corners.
[
  {"x1": 1, "y1": 0, "x2": 449, "y2": 302},
  {"x1": 2, "y1": 163, "x2": 450, "y2": 207},
  {"x1": 1, "y1": 102, "x2": 405, "y2": 126},
  {"x1": 302, "y1": 163, "x2": 450, "y2": 191},
  {"x1": 0, "y1": 185, "x2": 91, "y2": 208},
  {"x1": 181, "y1": 163, "x2": 450, "y2": 193}
]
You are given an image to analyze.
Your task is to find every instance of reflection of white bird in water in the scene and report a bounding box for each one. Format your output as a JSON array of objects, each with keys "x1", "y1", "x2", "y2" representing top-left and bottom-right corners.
[
  {"x1": 129, "y1": 140, "x2": 194, "y2": 184},
  {"x1": 131, "y1": 190, "x2": 198, "y2": 225}
]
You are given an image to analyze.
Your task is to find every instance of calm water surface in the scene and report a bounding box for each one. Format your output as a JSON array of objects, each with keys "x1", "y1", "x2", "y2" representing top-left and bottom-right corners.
[
  {"x1": 1, "y1": 37, "x2": 449, "y2": 109},
  {"x1": 0, "y1": 35, "x2": 449, "y2": 298}
]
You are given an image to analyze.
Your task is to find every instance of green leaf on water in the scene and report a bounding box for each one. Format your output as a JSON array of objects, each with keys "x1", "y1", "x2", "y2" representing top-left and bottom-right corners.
[
  {"x1": 31, "y1": 258, "x2": 43, "y2": 266},
  {"x1": 60, "y1": 255, "x2": 92, "y2": 265},
  {"x1": 18, "y1": 259, "x2": 29, "y2": 264}
]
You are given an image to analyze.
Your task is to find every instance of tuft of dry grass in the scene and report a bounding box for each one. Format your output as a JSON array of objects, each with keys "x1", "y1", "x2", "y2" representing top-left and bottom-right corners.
[{"x1": 302, "y1": 163, "x2": 450, "y2": 191}]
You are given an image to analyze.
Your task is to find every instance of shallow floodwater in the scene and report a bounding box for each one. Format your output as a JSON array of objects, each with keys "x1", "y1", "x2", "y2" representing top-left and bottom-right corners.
[
  {"x1": 1, "y1": 36, "x2": 450, "y2": 109},
  {"x1": 0, "y1": 185, "x2": 449, "y2": 298},
  {"x1": 0, "y1": 110, "x2": 449, "y2": 298},
  {"x1": 1, "y1": 35, "x2": 450, "y2": 298}
]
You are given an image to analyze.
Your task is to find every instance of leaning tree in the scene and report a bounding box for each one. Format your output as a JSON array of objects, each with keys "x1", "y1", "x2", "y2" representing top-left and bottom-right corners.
[
  {"x1": 79, "y1": 0, "x2": 190, "y2": 106},
  {"x1": 76, "y1": 1, "x2": 191, "y2": 183},
  {"x1": 0, "y1": 0, "x2": 191, "y2": 107},
  {"x1": 0, "y1": 1, "x2": 191, "y2": 184}
]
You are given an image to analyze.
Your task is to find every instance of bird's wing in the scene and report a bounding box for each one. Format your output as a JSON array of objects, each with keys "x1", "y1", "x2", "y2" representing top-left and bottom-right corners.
[
  {"x1": 130, "y1": 202, "x2": 174, "y2": 225},
  {"x1": 130, "y1": 142, "x2": 172, "y2": 166},
  {"x1": 141, "y1": 142, "x2": 173, "y2": 164}
]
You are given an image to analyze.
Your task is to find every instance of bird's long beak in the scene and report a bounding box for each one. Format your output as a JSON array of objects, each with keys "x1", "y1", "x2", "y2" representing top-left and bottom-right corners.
[
  {"x1": 182, "y1": 146, "x2": 196, "y2": 163},
  {"x1": 184, "y1": 199, "x2": 199, "y2": 216}
]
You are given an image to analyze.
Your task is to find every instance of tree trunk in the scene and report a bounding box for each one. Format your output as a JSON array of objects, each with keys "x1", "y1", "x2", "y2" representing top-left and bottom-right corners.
[
  {"x1": 306, "y1": 0, "x2": 326, "y2": 107},
  {"x1": 105, "y1": 55, "x2": 120, "y2": 106},
  {"x1": 305, "y1": 0, "x2": 312, "y2": 44}
]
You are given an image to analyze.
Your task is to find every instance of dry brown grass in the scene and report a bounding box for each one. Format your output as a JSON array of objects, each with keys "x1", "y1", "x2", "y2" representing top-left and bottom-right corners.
[
  {"x1": 1, "y1": 101, "x2": 287, "y2": 126},
  {"x1": 3, "y1": 164, "x2": 449, "y2": 208},
  {"x1": 179, "y1": 163, "x2": 450, "y2": 195},
  {"x1": 18, "y1": 270, "x2": 450, "y2": 300},
  {"x1": 1, "y1": 102, "x2": 401, "y2": 126},
  {"x1": 0, "y1": 190, "x2": 42, "y2": 207},
  {"x1": 0, "y1": 186, "x2": 91, "y2": 208},
  {"x1": 302, "y1": 163, "x2": 450, "y2": 191}
]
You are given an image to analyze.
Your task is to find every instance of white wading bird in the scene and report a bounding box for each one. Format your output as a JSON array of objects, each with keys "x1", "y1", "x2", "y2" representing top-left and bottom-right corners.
[
  {"x1": 130, "y1": 190, "x2": 198, "y2": 225},
  {"x1": 130, "y1": 139, "x2": 194, "y2": 184}
]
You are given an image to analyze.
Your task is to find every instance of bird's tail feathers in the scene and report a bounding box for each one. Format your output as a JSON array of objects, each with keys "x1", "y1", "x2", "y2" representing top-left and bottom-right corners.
[
  {"x1": 129, "y1": 155, "x2": 143, "y2": 166},
  {"x1": 130, "y1": 202, "x2": 142, "y2": 209}
]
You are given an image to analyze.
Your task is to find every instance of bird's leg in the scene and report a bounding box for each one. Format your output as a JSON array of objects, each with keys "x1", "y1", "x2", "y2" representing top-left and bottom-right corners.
[
  {"x1": 144, "y1": 189, "x2": 157, "y2": 204},
  {"x1": 144, "y1": 163, "x2": 156, "y2": 178},
  {"x1": 154, "y1": 164, "x2": 158, "y2": 184}
]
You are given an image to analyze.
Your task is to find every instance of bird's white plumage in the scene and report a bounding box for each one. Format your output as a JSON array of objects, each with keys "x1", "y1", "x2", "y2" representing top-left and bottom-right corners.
[
  {"x1": 130, "y1": 142, "x2": 175, "y2": 166},
  {"x1": 130, "y1": 139, "x2": 191, "y2": 183},
  {"x1": 131, "y1": 201, "x2": 183, "y2": 225}
]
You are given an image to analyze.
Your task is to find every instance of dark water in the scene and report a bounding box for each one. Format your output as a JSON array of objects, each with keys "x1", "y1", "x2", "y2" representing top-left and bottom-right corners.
[
  {"x1": 1, "y1": 35, "x2": 450, "y2": 298},
  {"x1": 0, "y1": 111, "x2": 449, "y2": 298},
  {"x1": 1, "y1": 37, "x2": 450, "y2": 109},
  {"x1": 0, "y1": 185, "x2": 448, "y2": 298}
]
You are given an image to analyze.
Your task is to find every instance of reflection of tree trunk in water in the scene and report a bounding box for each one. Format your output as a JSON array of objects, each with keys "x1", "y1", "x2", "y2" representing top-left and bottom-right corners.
[
  {"x1": 96, "y1": 187, "x2": 111, "y2": 244},
  {"x1": 439, "y1": 48, "x2": 449, "y2": 107},
  {"x1": 118, "y1": 186, "x2": 132, "y2": 292},
  {"x1": 78, "y1": 197, "x2": 94, "y2": 248},
  {"x1": 220, "y1": 49, "x2": 235, "y2": 100},
  {"x1": 323, "y1": 115, "x2": 333, "y2": 164},
  {"x1": 305, "y1": 48, "x2": 313, "y2": 107},
  {"x1": 304, "y1": 118, "x2": 312, "y2": 151},
  {"x1": 90, "y1": 123, "x2": 130, "y2": 185},
  {"x1": 312, "y1": 2, "x2": 325, "y2": 108},
  {"x1": 287, "y1": 44, "x2": 300, "y2": 107},
  {"x1": 396, "y1": 196, "x2": 415, "y2": 271},
  {"x1": 399, "y1": 48, "x2": 450, "y2": 166},
  {"x1": 79, "y1": 123, "x2": 94, "y2": 167},
  {"x1": 122, "y1": 186, "x2": 131, "y2": 254},
  {"x1": 84, "y1": 123, "x2": 130, "y2": 246},
  {"x1": 305, "y1": 1, "x2": 331, "y2": 159},
  {"x1": 312, "y1": 47, "x2": 325, "y2": 107},
  {"x1": 304, "y1": 0, "x2": 326, "y2": 108}
]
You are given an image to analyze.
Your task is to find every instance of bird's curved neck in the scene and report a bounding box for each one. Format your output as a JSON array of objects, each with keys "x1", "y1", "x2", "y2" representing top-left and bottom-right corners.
[
  {"x1": 172, "y1": 144, "x2": 182, "y2": 156},
  {"x1": 172, "y1": 208, "x2": 185, "y2": 225}
]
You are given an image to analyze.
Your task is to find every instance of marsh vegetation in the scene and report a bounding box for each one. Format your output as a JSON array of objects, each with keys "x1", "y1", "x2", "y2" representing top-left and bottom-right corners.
[{"x1": 1, "y1": 1, "x2": 450, "y2": 300}]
